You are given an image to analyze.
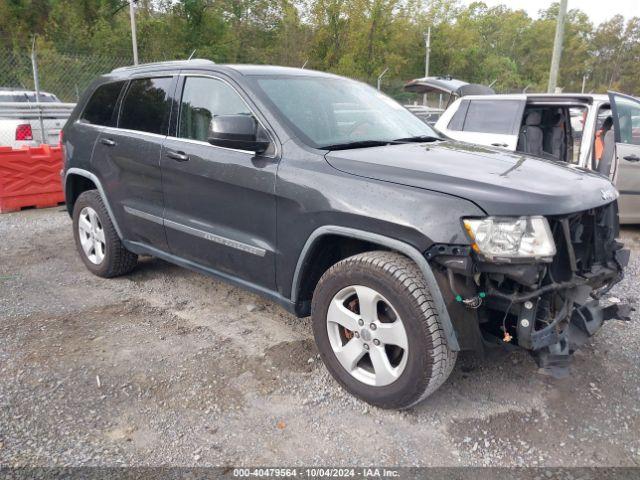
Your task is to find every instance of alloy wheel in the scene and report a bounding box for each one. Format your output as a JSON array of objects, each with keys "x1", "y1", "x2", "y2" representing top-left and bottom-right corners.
[
  {"x1": 326, "y1": 285, "x2": 408, "y2": 386},
  {"x1": 78, "y1": 206, "x2": 106, "y2": 265}
]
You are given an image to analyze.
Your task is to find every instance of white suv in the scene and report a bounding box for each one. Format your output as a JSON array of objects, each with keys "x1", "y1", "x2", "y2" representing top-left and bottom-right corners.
[{"x1": 435, "y1": 92, "x2": 640, "y2": 224}]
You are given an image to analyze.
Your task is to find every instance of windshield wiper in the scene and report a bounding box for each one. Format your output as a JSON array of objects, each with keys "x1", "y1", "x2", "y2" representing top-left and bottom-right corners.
[
  {"x1": 393, "y1": 135, "x2": 442, "y2": 143},
  {"x1": 320, "y1": 140, "x2": 400, "y2": 151}
]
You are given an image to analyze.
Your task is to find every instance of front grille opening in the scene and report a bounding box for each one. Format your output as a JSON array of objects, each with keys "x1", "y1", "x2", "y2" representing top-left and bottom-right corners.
[{"x1": 548, "y1": 202, "x2": 617, "y2": 280}]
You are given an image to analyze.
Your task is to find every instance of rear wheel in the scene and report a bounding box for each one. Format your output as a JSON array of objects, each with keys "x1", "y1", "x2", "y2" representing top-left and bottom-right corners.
[
  {"x1": 72, "y1": 190, "x2": 137, "y2": 278},
  {"x1": 311, "y1": 251, "x2": 456, "y2": 409}
]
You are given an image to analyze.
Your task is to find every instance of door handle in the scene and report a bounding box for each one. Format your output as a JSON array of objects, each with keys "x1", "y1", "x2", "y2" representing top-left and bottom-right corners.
[
  {"x1": 100, "y1": 138, "x2": 116, "y2": 147},
  {"x1": 166, "y1": 149, "x2": 189, "y2": 162},
  {"x1": 491, "y1": 143, "x2": 508, "y2": 148},
  {"x1": 623, "y1": 154, "x2": 640, "y2": 162}
]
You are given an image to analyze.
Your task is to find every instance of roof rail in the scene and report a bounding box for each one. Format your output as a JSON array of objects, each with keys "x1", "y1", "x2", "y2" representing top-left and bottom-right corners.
[{"x1": 111, "y1": 59, "x2": 216, "y2": 73}]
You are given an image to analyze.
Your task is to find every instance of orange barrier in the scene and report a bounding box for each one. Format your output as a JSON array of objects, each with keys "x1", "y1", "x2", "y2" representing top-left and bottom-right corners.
[{"x1": 0, "y1": 145, "x2": 65, "y2": 213}]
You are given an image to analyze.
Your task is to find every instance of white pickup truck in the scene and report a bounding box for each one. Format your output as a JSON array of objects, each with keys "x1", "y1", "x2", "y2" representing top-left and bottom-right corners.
[{"x1": 0, "y1": 89, "x2": 75, "y2": 148}]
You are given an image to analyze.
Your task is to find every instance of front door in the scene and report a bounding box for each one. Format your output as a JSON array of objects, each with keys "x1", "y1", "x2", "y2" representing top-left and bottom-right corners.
[
  {"x1": 161, "y1": 74, "x2": 278, "y2": 289},
  {"x1": 609, "y1": 91, "x2": 640, "y2": 224}
]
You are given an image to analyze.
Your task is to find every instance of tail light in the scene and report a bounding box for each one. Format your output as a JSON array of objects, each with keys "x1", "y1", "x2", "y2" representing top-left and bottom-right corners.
[{"x1": 15, "y1": 124, "x2": 33, "y2": 141}]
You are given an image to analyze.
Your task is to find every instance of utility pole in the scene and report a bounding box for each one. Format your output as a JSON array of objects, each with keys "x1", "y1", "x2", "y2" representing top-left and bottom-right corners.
[
  {"x1": 129, "y1": 0, "x2": 139, "y2": 65},
  {"x1": 30, "y1": 37, "x2": 45, "y2": 144},
  {"x1": 423, "y1": 26, "x2": 431, "y2": 105},
  {"x1": 377, "y1": 67, "x2": 389, "y2": 91},
  {"x1": 547, "y1": 0, "x2": 568, "y2": 93},
  {"x1": 424, "y1": 27, "x2": 431, "y2": 77}
]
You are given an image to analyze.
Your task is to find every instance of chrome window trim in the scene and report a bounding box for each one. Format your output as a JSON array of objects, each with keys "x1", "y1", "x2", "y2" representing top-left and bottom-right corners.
[
  {"x1": 74, "y1": 122, "x2": 169, "y2": 141},
  {"x1": 173, "y1": 72, "x2": 280, "y2": 159},
  {"x1": 80, "y1": 120, "x2": 268, "y2": 156},
  {"x1": 164, "y1": 135, "x2": 260, "y2": 155},
  {"x1": 101, "y1": 125, "x2": 167, "y2": 140}
]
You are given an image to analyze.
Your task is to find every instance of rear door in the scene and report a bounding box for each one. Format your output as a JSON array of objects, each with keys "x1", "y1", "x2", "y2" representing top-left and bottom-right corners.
[
  {"x1": 69, "y1": 80, "x2": 125, "y2": 173},
  {"x1": 92, "y1": 75, "x2": 177, "y2": 250},
  {"x1": 436, "y1": 98, "x2": 525, "y2": 150},
  {"x1": 609, "y1": 91, "x2": 640, "y2": 223}
]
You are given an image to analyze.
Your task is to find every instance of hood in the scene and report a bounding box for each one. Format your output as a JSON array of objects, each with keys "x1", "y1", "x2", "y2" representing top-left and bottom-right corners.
[{"x1": 325, "y1": 141, "x2": 618, "y2": 216}]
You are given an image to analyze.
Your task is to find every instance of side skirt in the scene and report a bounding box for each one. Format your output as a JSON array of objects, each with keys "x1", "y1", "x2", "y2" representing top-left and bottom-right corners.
[{"x1": 123, "y1": 240, "x2": 297, "y2": 315}]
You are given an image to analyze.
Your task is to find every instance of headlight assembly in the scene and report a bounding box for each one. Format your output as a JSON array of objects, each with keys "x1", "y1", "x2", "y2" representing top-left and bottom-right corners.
[{"x1": 463, "y1": 216, "x2": 556, "y2": 262}]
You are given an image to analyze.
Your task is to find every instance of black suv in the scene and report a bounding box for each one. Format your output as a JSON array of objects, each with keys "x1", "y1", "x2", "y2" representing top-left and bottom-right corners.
[{"x1": 62, "y1": 60, "x2": 629, "y2": 409}]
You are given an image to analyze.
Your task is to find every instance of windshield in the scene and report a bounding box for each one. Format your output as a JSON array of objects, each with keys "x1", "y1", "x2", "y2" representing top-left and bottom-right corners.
[{"x1": 252, "y1": 75, "x2": 439, "y2": 149}]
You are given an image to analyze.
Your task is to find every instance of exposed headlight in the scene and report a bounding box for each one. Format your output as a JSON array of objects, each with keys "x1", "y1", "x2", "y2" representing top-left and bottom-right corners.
[{"x1": 463, "y1": 216, "x2": 556, "y2": 262}]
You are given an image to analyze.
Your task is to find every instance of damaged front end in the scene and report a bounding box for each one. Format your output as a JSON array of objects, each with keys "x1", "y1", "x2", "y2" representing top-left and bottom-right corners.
[{"x1": 428, "y1": 201, "x2": 631, "y2": 377}]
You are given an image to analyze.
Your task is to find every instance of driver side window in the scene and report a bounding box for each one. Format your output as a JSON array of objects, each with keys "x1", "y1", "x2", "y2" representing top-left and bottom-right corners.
[{"x1": 179, "y1": 77, "x2": 252, "y2": 142}]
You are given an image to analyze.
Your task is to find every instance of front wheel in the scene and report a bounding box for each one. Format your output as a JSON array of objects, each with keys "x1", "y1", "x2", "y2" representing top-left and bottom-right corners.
[{"x1": 311, "y1": 251, "x2": 456, "y2": 409}]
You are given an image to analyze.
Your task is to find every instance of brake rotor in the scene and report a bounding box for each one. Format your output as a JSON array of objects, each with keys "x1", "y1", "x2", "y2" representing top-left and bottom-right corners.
[{"x1": 342, "y1": 297, "x2": 360, "y2": 339}]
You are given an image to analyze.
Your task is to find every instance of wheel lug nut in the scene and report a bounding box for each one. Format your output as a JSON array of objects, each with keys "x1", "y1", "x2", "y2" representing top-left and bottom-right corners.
[
  {"x1": 363, "y1": 343, "x2": 369, "y2": 350},
  {"x1": 358, "y1": 319, "x2": 364, "y2": 326},
  {"x1": 370, "y1": 323, "x2": 377, "y2": 330},
  {"x1": 354, "y1": 332, "x2": 360, "y2": 338},
  {"x1": 373, "y1": 339, "x2": 380, "y2": 346}
]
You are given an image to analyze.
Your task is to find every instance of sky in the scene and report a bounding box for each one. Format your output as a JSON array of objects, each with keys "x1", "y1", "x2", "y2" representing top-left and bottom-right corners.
[{"x1": 462, "y1": 0, "x2": 640, "y2": 25}]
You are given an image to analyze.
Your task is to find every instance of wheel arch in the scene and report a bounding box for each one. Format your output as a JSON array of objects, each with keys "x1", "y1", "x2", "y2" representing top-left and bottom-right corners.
[
  {"x1": 291, "y1": 226, "x2": 460, "y2": 351},
  {"x1": 64, "y1": 168, "x2": 123, "y2": 239}
]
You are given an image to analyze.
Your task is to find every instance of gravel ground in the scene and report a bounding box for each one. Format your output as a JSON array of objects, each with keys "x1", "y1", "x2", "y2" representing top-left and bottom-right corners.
[{"x1": 0, "y1": 207, "x2": 639, "y2": 467}]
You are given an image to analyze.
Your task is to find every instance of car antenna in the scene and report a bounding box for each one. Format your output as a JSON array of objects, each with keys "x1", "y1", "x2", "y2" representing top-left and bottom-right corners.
[{"x1": 188, "y1": 49, "x2": 196, "y2": 60}]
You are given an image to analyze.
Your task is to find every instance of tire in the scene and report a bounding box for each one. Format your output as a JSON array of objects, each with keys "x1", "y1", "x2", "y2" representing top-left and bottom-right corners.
[
  {"x1": 311, "y1": 251, "x2": 456, "y2": 409},
  {"x1": 72, "y1": 190, "x2": 138, "y2": 278}
]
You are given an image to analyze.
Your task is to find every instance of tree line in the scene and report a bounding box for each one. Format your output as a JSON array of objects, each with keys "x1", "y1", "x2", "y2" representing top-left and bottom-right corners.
[{"x1": 1, "y1": 0, "x2": 639, "y2": 98}]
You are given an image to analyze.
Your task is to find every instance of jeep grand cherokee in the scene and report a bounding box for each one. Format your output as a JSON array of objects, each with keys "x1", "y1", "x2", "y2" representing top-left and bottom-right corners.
[{"x1": 61, "y1": 60, "x2": 629, "y2": 409}]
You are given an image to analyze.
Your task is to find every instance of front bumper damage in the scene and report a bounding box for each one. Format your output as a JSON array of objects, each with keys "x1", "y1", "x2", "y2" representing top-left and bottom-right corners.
[
  {"x1": 429, "y1": 202, "x2": 632, "y2": 377},
  {"x1": 484, "y1": 256, "x2": 630, "y2": 377}
]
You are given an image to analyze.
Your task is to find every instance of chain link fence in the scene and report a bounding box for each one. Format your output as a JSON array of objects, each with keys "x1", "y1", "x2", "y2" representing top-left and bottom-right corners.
[
  {"x1": 0, "y1": 48, "x2": 133, "y2": 102},
  {"x1": 0, "y1": 47, "x2": 140, "y2": 147},
  {"x1": 0, "y1": 45, "x2": 452, "y2": 147}
]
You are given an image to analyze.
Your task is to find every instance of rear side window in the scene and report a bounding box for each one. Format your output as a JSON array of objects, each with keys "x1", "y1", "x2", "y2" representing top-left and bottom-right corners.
[
  {"x1": 462, "y1": 100, "x2": 521, "y2": 134},
  {"x1": 81, "y1": 81, "x2": 125, "y2": 126},
  {"x1": 119, "y1": 77, "x2": 173, "y2": 135},
  {"x1": 447, "y1": 100, "x2": 469, "y2": 131}
]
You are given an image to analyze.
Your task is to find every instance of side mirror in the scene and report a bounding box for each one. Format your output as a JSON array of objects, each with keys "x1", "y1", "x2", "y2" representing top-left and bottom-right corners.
[{"x1": 208, "y1": 115, "x2": 270, "y2": 154}]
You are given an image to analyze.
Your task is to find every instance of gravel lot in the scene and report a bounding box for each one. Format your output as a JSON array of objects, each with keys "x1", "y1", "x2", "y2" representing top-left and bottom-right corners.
[{"x1": 1, "y1": 207, "x2": 639, "y2": 467}]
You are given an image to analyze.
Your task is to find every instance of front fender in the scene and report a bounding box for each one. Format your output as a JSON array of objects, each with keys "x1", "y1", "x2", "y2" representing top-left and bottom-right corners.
[{"x1": 291, "y1": 225, "x2": 461, "y2": 351}]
